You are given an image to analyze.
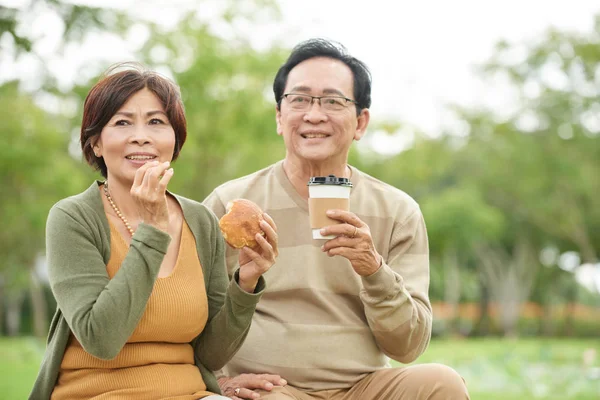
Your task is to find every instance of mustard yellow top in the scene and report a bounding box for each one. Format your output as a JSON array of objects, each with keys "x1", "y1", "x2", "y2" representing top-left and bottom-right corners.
[{"x1": 52, "y1": 220, "x2": 211, "y2": 399}]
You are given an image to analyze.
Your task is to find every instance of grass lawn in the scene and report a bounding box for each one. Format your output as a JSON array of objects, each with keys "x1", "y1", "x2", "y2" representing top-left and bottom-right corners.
[
  {"x1": 2, "y1": 336, "x2": 599, "y2": 399},
  {"x1": 400, "y1": 337, "x2": 600, "y2": 400}
]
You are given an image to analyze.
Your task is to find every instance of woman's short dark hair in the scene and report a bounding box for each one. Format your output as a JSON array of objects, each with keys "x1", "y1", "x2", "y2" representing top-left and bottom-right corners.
[
  {"x1": 80, "y1": 62, "x2": 187, "y2": 178},
  {"x1": 273, "y1": 38, "x2": 372, "y2": 114}
]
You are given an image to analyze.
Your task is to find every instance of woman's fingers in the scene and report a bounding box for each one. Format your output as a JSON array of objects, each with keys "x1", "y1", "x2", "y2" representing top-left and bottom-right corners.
[
  {"x1": 140, "y1": 161, "x2": 171, "y2": 192},
  {"x1": 262, "y1": 213, "x2": 277, "y2": 230},
  {"x1": 260, "y1": 220, "x2": 278, "y2": 246},
  {"x1": 132, "y1": 160, "x2": 159, "y2": 188},
  {"x1": 157, "y1": 168, "x2": 174, "y2": 192},
  {"x1": 254, "y1": 233, "x2": 275, "y2": 263}
]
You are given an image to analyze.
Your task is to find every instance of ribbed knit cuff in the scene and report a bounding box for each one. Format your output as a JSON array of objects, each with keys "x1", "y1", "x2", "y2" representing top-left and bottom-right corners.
[
  {"x1": 132, "y1": 223, "x2": 172, "y2": 254},
  {"x1": 361, "y1": 262, "x2": 401, "y2": 300},
  {"x1": 228, "y1": 269, "x2": 266, "y2": 307}
]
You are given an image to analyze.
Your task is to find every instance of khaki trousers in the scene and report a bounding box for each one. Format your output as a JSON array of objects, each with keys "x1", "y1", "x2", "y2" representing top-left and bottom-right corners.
[{"x1": 255, "y1": 364, "x2": 469, "y2": 400}]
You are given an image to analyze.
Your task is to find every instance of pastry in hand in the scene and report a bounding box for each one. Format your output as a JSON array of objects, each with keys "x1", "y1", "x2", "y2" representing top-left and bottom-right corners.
[{"x1": 219, "y1": 199, "x2": 265, "y2": 248}]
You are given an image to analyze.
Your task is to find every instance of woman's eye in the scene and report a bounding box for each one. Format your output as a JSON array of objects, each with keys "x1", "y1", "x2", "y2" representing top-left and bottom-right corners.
[
  {"x1": 114, "y1": 119, "x2": 129, "y2": 126},
  {"x1": 149, "y1": 118, "x2": 165, "y2": 125}
]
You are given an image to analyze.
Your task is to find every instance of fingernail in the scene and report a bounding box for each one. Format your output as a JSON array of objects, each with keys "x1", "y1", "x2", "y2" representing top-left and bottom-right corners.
[
  {"x1": 164, "y1": 161, "x2": 170, "y2": 166},
  {"x1": 321, "y1": 245, "x2": 325, "y2": 251},
  {"x1": 265, "y1": 382, "x2": 273, "y2": 390},
  {"x1": 326, "y1": 210, "x2": 334, "y2": 215},
  {"x1": 320, "y1": 228, "x2": 326, "y2": 234},
  {"x1": 280, "y1": 379, "x2": 287, "y2": 385}
]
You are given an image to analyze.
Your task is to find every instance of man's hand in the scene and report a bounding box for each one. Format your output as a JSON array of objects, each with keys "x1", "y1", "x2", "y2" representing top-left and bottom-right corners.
[
  {"x1": 218, "y1": 374, "x2": 287, "y2": 399},
  {"x1": 319, "y1": 209, "x2": 383, "y2": 276}
]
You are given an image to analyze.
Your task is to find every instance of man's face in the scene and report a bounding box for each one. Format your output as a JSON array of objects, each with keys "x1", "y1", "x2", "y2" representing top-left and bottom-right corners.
[{"x1": 276, "y1": 57, "x2": 369, "y2": 166}]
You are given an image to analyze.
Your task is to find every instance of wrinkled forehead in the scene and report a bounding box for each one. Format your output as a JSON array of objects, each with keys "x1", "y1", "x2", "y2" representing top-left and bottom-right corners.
[{"x1": 285, "y1": 57, "x2": 354, "y2": 97}]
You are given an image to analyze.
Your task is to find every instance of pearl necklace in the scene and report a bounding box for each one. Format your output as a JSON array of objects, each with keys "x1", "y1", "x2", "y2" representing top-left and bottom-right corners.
[{"x1": 103, "y1": 182, "x2": 135, "y2": 236}]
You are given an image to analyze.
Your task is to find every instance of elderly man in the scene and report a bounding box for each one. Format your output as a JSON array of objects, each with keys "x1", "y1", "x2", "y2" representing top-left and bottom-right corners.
[{"x1": 203, "y1": 38, "x2": 469, "y2": 400}]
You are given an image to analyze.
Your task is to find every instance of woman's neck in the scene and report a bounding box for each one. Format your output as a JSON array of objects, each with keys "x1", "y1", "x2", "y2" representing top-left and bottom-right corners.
[{"x1": 103, "y1": 176, "x2": 139, "y2": 221}]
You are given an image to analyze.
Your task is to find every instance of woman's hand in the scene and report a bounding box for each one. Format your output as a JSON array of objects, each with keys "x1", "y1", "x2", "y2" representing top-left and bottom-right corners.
[
  {"x1": 218, "y1": 374, "x2": 287, "y2": 399},
  {"x1": 130, "y1": 160, "x2": 174, "y2": 232},
  {"x1": 237, "y1": 213, "x2": 278, "y2": 293}
]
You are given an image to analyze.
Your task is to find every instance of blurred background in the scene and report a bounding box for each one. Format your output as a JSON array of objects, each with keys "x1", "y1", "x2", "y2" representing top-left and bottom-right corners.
[{"x1": 1, "y1": 0, "x2": 599, "y2": 399}]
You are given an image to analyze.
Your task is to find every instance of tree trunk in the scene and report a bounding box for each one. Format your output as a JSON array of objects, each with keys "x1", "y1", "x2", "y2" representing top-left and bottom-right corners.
[
  {"x1": 6, "y1": 290, "x2": 25, "y2": 336},
  {"x1": 0, "y1": 275, "x2": 5, "y2": 335},
  {"x1": 539, "y1": 301, "x2": 554, "y2": 336},
  {"x1": 562, "y1": 285, "x2": 578, "y2": 337},
  {"x1": 473, "y1": 279, "x2": 491, "y2": 336},
  {"x1": 443, "y1": 247, "x2": 461, "y2": 335},
  {"x1": 29, "y1": 269, "x2": 48, "y2": 338},
  {"x1": 474, "y1": 237, "x2": 538, "y2": 337}
]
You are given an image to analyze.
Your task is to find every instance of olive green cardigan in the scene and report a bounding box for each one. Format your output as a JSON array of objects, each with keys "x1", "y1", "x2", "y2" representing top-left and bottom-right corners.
[{"x1": 29, "y1": 181, "x2": 265, "y2": 399}]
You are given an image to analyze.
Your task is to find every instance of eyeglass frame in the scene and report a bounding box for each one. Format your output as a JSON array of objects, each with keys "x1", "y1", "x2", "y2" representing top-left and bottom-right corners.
[{"x1": 281, "y1": 93, "x2": 359, "y2": 113}]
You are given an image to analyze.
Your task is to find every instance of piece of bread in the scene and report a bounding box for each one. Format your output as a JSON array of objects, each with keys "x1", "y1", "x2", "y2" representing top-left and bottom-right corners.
[{"x1": 219, "y1": 199, "x2": 265, "y2": 249}]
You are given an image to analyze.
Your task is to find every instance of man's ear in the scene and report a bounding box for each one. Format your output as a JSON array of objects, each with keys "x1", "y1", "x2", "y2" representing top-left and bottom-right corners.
[
  {"x1": 354, "y1": 108, "x2": 370, "y2": 141},
  {"x1": 276, "y1": 106, "x2": 283, "y2": 136}
]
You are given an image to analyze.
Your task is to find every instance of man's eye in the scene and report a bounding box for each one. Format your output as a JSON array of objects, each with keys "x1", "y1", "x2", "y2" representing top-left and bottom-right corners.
[
  {"x1": 324, "y1": 98, "x2": 343, "y2": 106},
  {"x1": 292, "y1": 96, "x2": 308, "y2": 103}
]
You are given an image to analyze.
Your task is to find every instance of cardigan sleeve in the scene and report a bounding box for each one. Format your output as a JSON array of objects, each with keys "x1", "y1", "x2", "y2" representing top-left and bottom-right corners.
[
  {"x1": 46, "y1": 203, "x2": 171, "y2": 360},
  {"x1": 191, "y1": 203, "x2": 265, "y2": 371}
]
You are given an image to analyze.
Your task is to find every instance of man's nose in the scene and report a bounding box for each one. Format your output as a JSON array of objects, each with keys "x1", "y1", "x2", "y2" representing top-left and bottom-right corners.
[{"x1": 304, "y1": 98, "x2": 328, "y2": 122}]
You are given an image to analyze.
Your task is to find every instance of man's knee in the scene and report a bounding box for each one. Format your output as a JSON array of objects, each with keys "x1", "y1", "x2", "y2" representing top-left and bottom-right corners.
[{"x1": 414, "y1": 363, "x2": 469, "y2": 399}]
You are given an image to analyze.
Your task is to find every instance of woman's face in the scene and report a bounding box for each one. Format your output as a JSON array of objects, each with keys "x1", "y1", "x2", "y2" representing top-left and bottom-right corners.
[{"x1": 93, "y1": 88, "x2": 176, "y2": 185}]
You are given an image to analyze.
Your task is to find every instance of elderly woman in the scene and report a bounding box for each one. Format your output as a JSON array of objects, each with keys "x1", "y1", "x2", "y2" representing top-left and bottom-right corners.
[{"x1": 29, "y1": 64, "x2": 278, "y2": 400}]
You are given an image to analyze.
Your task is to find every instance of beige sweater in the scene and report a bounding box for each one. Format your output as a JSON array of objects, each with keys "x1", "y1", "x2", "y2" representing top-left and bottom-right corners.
[{"x1": 203, "y1": 161, "x2": 432, "y2": 391}]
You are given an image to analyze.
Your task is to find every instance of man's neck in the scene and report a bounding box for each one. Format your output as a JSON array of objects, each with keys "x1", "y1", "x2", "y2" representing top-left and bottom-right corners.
[{"x1": 282, "y1": 158, "x2": 351, "y2": 199}]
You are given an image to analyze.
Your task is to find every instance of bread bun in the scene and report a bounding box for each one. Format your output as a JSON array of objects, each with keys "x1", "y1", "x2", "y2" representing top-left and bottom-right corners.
[{"x1": 219, "y1": 199, "x2": 265, "y2": 249}]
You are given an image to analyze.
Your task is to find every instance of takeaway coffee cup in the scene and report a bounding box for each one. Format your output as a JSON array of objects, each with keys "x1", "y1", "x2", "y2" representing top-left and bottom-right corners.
[{"x1": 308, "y1": 175, "x2": 353, "y2": 239}]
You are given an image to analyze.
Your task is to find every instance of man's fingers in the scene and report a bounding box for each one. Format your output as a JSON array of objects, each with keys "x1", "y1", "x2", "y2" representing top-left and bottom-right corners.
[
  {"x1": 325, "y1": 209, "x2": 364, "y2": 226},
  {"x1": 322, "y1": 235, "x2": 358, "y2": 251},
  {"x1": 233, "y1": 387, "x2": 260, "y2": 399}
]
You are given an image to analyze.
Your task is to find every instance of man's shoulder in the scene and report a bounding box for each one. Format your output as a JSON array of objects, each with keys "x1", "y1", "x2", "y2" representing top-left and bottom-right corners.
[
  {"x1": 355, "y1": 168, "x2": 420, "y2": 211},
  {"x1": 212, "y1": 162, "x2": 279, "y2": 199}
]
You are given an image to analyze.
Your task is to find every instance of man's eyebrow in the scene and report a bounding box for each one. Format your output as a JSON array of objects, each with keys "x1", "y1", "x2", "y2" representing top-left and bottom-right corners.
[
  {"x1": 287, "y1": 87, "x2": 349, "y2": 97},
  {"x1": 287, "y1": 85, "x2": 311, "y2": 93},
  {"x1": 322, "y1": 88, "x2": 347, "y2": 97}
]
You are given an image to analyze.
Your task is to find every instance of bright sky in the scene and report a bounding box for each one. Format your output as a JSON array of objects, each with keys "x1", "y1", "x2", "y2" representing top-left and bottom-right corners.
[{"x1": 2, "y1": 0, "x2": 600, "y2": 152}]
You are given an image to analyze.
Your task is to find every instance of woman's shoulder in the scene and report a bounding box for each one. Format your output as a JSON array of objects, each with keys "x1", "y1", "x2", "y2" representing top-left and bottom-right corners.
[{"x1": 50, "y1": 182, "x2": 103, "y2": 219}]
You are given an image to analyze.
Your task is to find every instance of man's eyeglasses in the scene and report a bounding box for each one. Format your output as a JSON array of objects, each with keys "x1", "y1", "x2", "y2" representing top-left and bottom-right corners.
[{"x1": 282, "y1": 93, "x2": 358, "y2": 113}]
